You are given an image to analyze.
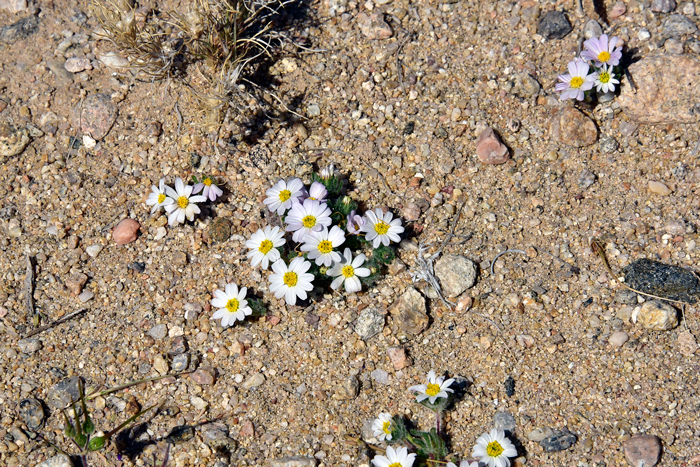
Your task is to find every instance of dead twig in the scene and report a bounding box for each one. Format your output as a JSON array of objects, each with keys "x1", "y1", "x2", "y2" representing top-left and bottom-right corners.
[
  {"x1": 490, "y1": 249, "x2": 528, "y2": 276},
  {"x1": 395, "y1": 30, "x2": 413, "y2": 95},
  {"x1": 23, "y1": 308, "x2": 88, "y2": 338},
  {"x1": 24, "y1": 254, "x2": 37, "y2": 327}
]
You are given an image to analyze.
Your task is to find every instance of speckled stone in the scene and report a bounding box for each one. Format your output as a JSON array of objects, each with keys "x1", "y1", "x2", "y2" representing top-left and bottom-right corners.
[
  {"x1": 270, "y1": 456, "x2": 317, "y2": 467},
  {"x1": 623, "y1": 259, "x2": 700, "y2": 304},
  {"x1": 19, "y1": 398, "x2": 44, "y2": 430},
  {"x1": 434, "y1": 254, "x2": 478, "y2": 297},
  {"x1": 618, "y1": 55, "x2": 700, "y2": 124},
  {"x1": 537, "y1": 10, "x2": 572, "y2": 40},
  {"x1": 77, "y1": 93, "x2": 117, "y2": 140},
  {"x1": 475, "y1": 127, "x2": 509, "y2": 165},
  {"x1": 354, "y1": 307, "x2": 384, "y2": 340},
  {"x1": 623, "y1": 434, "x2": 661, "y2": 467},
  {"x1": 389, "y1": 287, "x2": 429, "y2": 335},
  {"x1": 635, "y1": 300, "x2": 679, "y2": 330},
  {"x1": 547, "y1": 107, "x2": 597, "y2": 147},
  {"x1": 540, "y1": 429, "x2": 577, "y2": 452},
  {"x1": 0, "y1": 118, "x2": 30, "y2": 159},
  {"x1": 34, "y1": 454, "x2": 73, "y2": 467},
  {"x1": 46, "y1": 376, "x2": 81, "y2": 409}
]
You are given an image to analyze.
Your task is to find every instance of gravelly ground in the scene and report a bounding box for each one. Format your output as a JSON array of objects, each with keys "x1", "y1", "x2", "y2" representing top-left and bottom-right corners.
[{"x1": 1, "y1": 0, "x2": 700, "y2": 466}]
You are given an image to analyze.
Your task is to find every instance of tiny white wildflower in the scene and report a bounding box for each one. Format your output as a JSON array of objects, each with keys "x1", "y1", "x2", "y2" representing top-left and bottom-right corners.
[
  {"x1": 371, "y1": 413, "x2": 395, "y2": 442},
  {"x1": 268, "y1": 257, "x2": 314, "y2": 306},
  {"x1": 594, "y1": 64, "x2": 620, "y2": 93},
  {"x1": 285, "y1": 199, "x2": 332, "y2": 243},
  {"x1": 146, "y1": 178, "x2": 174, "y2": 214},
  {"x1": 306, "y1": 181, "x2": 328, "y2": 202},
  {"x1": 447, "y1": 462, "x2": 479, "y2": 467},
  {"x1": 327, "y1": 248, "x2": 370, "y2": 293},
  {"x1": 371, "y1": 446, "x2": 416, "y2": 467},
  {"x1": 408, "y1": 370, "x2": 455, "y2": 404},
  {"x1": 301, "y1": 226, "x2": 345, "y2": 267},
  {"x1": 361, "y1": 208, "x2": 404, "y2": 248},
  {"x1": 472, "y1": 429, "x2": 518, "y2": 467},
  {"x1": 555, "y1": 59, "x2": 597, "y2": 101},
  {"x1": 581, "y1": 34, "x2": 623, "y2": 67},
  {"x1": 211, "y1": 283, "x2": 252, "y2": 327},
  {"x1": 264, "y1": 178, "x2": 305, "y2": 215},
  {"x1": 164, "y1": 177, "x2": 207, "y2": 226},
  {"x1": 245, "y1": 225, "x2": 286, "y2": 270}
]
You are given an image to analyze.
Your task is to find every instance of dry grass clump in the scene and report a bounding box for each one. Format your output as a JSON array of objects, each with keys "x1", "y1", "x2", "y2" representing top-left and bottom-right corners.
[{"x1": 91, "y1": 0, "x2": 287, "y2": 126}]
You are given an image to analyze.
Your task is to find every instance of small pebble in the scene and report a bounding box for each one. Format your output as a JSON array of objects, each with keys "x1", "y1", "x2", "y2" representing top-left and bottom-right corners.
[
  {"x1": 609, "y1": 331, "x2": 629, "y2": 347},
  {"x1": 540, "y1": 430, "x2": 577, "y2": 452},
  {"x1": 113, "y1": 219, "x2": 140, "y2": 245},
  {"x1": 390, "y1": 287, "x2": 429, "y2": 336},
  {"x1": 85, "y1": 245, "x2": 102, "y2": 257},
  {"x1": 387, "y1": 347, "x2": 411, "y2": 370},
  {"x1": 65, "y1": 273, "x2": 88, "y2": 295},
  {"x1": 648, "y1": 181, "x2": 672, "y2": 196},
  {"x1": 190, "y1": 396, "x2": 208, "y2": 411},
  {"x1": 64, "y1": 57, "x2": 92, "y2": 73},
  {"x1": 18, "y1": 338, "x2": 41, "y2": 354},
  {"x1": 242, "y1": 372, "x2": 265, "y2": 390},
  {"x1": 623, "y1": 434, "x2": 662, "y2": 467},
  {"x1": 35, "y1": 454, "x2": 73, "y2": 467},
  {"x1": 192, "y1": 368, "x2": 215, "y2": 385},
  {"x1": 493, "y1": 411, "x2": 516, "y2": 433},
  {"x1": 635, "y1": 300, "x2": 678, "y2": 330},
  {"x1": 475, "y1": 127, "x2": 509, "y2": 165},
  {"x1": 609, "y1": 1, "x2": 627, "y2": 18},
  {"x1": 651, "y1": 0, "x2": 676, "y2": 13},
  {"x1": 527, "y1": 427, "x2": 554, "y2": 442},
  {"x1": 172, "y1": 353, "x2": 190, "y2": 372},
  {"x1": 537, "y1": 10, "x2": 572, "y2": 39},
  {"x1": 19, "y1": 398, "x2": 44, "y2": 430},
  {"x1": 78, "y1": 291, "x2": 94, "y2": 302},
  {"x1": 370, "y1": 369, "x2": 389, "y2": 385},
  {"x1": 355, "y1": 307, "x2": 385, "y2": 340},
  {"x1": 148, "y1": 324, "x2": 168, "y2": 340}
]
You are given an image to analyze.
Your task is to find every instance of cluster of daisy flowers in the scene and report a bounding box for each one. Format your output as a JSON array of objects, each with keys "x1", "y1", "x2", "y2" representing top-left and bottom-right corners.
[
  {"x1": 210, "y1": 166, "x2": 406, "y2": 327},
  {"x1": 556, "y1": 33, "x2": 622, "y2": 101},
  {"x1": 371, "y1": 370, "x2": 517, "y2": 467},
  {"x1": 146, "y1": 175, "x2": 224, "y2": 226}
]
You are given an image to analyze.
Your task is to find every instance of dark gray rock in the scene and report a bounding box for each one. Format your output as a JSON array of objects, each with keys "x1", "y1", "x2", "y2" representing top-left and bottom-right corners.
[
  {"x1": 46, "y1": 376, "x2": 81, "y2": 409},
  {"x1": 172, "y1": 353, "x2": 190, "y2": 372},
  {"x1": 19, "y1": 398, "x2": 44, "y2": 431},
  {"x1": 651, "y1": 0, "x2": 676, "y2": 13},
  {"x1": 334, "y1": 376, "x2": 359, "y2": 400},
  {"x1": 354, "y1": 308, "x2": 384, "y2": 340},
  {"x1": 537, "y1": 11, "x2": 572, "y2": 40},
  {"x1": 0, "y1": 15, "x2": 38, "y2": 44},
  {"x1": 600, "y1": 137, "x2": 619, "y2": 153},
  {"x1": 623, "y1": 258, "x2": 700, "y2": 304},
  {"x1": 540, "y1": 429, "x2": 577, "y2": 452},
  {"x1": 168, "y1": 336, "x2": 188, "y2": 356},
  {"x1": 494, "y1": 411, "x2": 516, "y2": 434},
  {"x1": 201, "y1": 422, "x2": 236, "y2": 451},
  {"x1": 662, "y1": 14, "x2": 698, "y2": 37}
]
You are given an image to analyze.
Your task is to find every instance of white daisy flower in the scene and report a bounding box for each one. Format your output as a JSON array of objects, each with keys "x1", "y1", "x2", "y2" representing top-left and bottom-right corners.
[
  {"x1": 320, "y1": 163, "x2": 336, "y2": 179},
  {"x1": 245, "y1": 225, "x2": 286, "y2": 270},
  {"x1": 264, "y1": 178, "x2": 305, "y2": 215},
  {"x1": 193, "y1": 175, "x2": 224, "y2": 202},
  {"x1": 581, "y1": 33, "x2": 623, "y2": 67},
  {"x1": 300, "y1": 226, "x2": 345, "y2": 267},
  {"x1": 408, "y1": 370, "x2": 455, "y2": 404},
  {"x1": 327, "y1": 248, "x2": 370, "y2": 293},
  {"x1": 305, "y1": 181, "x2": 328, "y2": 202},
  {"x1": 371, "y1": 446, "x2": 416, "y2": 467},
  {"x1": 371, "y1": 413, "x2": 395, "y2": 442},
  {"x1": 164, "y1": 177, "x2": 207, "y2": 226},
  {"x1": 472, "y1": 429, "x2": 517, "y2": 467},
  {"x1": 447, "y1": 462, "x2": 479, "y2": 467},
  {"x1": 555, "y1": 59, "x2": 597, "y2": 101},
  {"x1": 361, "y1": 208, "x2": 404, "y2": 248},
  {"x1": 211, "y1": 282, "x2": 252, "y2": 327},
  {"x1": 285, "y1": 199, "x2": 332, "y2": 243},
  {"x1": 146, "y1": 178, "x2": 174, "y2": 214},
  {"x1": 594, "y1": 64, "x2": 620, "y2": 93},
  {"x1": 269, "y1": 257, "x2": 315, "y2": 306}
]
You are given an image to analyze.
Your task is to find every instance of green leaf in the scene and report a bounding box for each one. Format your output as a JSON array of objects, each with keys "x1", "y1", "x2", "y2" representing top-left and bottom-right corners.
[
  {"x1": 248, "y1": 298, "x2": 267, "y2": 317},
  {"x1": 372, "y1": 245, "x2": 396, "y2": 265},
  {"x1": 409, "y1": 428, "x2": 447, "y2": 460},
  {"x1": 388, "y1": 416, "x2": 408, "y2": 444}
]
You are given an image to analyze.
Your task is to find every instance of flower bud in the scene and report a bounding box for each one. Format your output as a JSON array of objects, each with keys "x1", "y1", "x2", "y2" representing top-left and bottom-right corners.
[{"x1": 88, "y1": 436, "x2": 106, "y2": 451}]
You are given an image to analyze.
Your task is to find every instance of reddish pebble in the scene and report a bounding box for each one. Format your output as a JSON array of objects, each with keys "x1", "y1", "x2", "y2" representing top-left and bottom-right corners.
[
  {"x1": 623, "y1": 434, "x2": 661, "y2": 467},
  {"x1": 113, "y1": 219, "x2": 140, "y2": 245},
  {"x1": 240, "y1": 420, "x2": 255, "y2": 437},
  {"x1": 609, "y1": 1, "x2": 627, "y2": 18},
  {"x1": 387, "y1": 347, "x2": 411, "y2": 370},
  {"x1": 475, "y1": 127, "x2": 510, "y2": 165}
]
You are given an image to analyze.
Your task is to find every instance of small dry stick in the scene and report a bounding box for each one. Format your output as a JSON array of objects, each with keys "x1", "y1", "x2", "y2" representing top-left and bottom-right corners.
[
  {"x1": 25, "y1": 254, "x2": 37, "y2": 326},
  {"x1": 490, "y1": 249, "x2": 528, "y2": 276},
  {"x1": 23, "y1": 308, "x2": 88, "y2": 338},
  {"x1": 395, "y1": 30, "x2": 412, "y2": 94},
  {"x1": 590, "y1": 239, "x2": 692, "y2": 306}
]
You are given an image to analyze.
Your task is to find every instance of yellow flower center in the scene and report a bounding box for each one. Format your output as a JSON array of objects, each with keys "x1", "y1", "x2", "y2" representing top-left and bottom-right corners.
[
  {"x1": 426, "y1": 382, "x2": 440, "y2": 397},
  {"x1": 388, "y1": 463, "x2": 402, "y2": 467},
  {"x1": 486, "y1": 440, "x2": 504, "y2": 457},
  {"x1": 374, "y1": 221, "x2": 390, "y2": 235},
  {"x1": 157, "y1": 193, "x2": 166, "y2": 204},
  {"x1": 341, "y1": 265, "x2": 355, "y2": 278},
  {"x1": 302, "y1": 215, "x2": 317, "y2": 228},
  {"x1": 598, "y1": 71, "x2": 610, "y2": 84},
  {"x1": 598, "y1": 51, "x2": 611, "y2": 63},
  {"x1": 318, "y1": 240, "x2": 333, "y2": 254},
  {"x1": 258, "y1": 239, "x2": 273, "y2": 254},
  {"x1": 382, "y1": 420, "x2": 393, "y2": 435},
  {"x1": 283, "y1": 271, "x2": 298, "y2": 287},
  {"x1": 279, "y1": 189, "x2": 291, "y2": 202},
  {"x1": 203, "y1": 177, "x2": 212, "y2": 186},
  {"x1": 177, "y1": 196, "x2": 189, "y2": 209},
  {"x1": 569, "y1": 76, "x2": 584, "y2": 89},
  {"x1": 225, "y1": 298, "x2": 239, "y2": 313}
]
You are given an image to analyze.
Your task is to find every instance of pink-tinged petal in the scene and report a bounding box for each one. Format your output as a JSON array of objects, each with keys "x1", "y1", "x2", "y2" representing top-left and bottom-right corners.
[
  {"x1": 599, "y1": 34, "x2": 609, "y2": 52},
  {"x1": 574, "y1": 60, "x2": 590, "y2": 77},
  {"x1": 192, "y1": 183, "x2": 204, "y2": 194},
  {"x1": 566, "y1": 60, "x2": 579, "y2": 76}
]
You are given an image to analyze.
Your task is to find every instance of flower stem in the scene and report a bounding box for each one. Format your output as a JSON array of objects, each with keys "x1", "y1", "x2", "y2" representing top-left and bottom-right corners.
[{"x1": 435, "y1": 410, "x2": 442, "y2": 436}]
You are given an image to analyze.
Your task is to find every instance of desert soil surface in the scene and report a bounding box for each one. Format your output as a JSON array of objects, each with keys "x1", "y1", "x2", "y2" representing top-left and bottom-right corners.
[{"x1": 2, "y1": 0, "x2": 700, "y2": 466}]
